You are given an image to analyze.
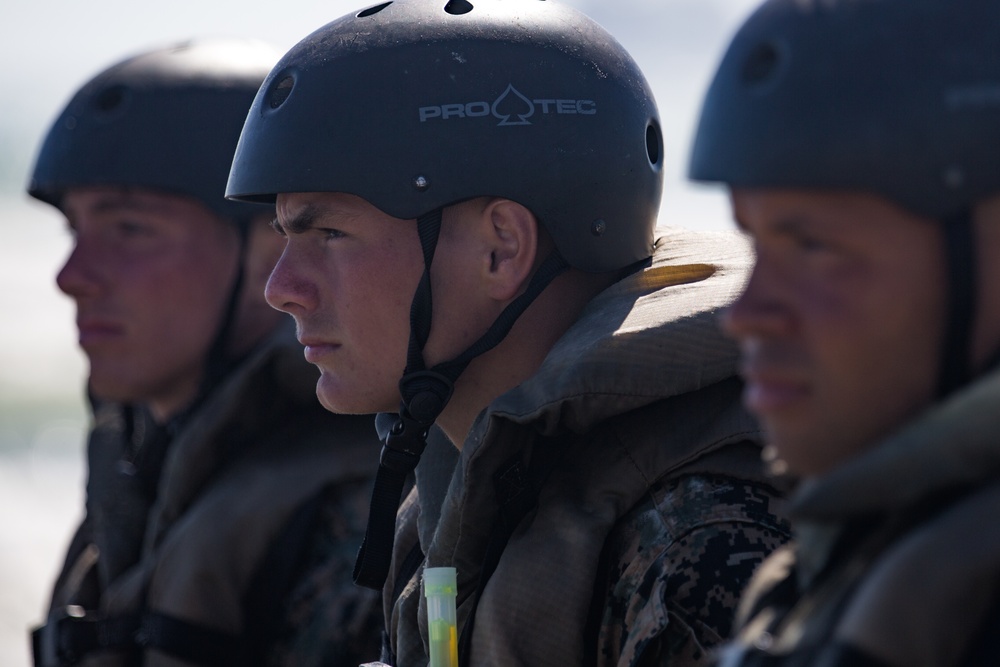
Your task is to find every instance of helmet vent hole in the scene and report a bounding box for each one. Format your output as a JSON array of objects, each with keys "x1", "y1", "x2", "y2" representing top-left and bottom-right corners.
[
  {"x1": 943, "y1": 166, "x2": 965, "y2": 189},
  {"x1": 269, "y1": 76, "x2": 294, "y2": 109},
  {"x1": 445, "y1": 0, "x2": 474, "y2": 15},
  {"x1": 742, "y1": 41, "x2": 781, "y2": 86},
  {"x1": 645, "y1": 122, "x2": 661, "y2": 166},
  {"x1": 357, "y1": 2, "x2": 392, "y2": 17},
  {"x1": 94, "y1": 85, "x2": 128, "y2": 115}
]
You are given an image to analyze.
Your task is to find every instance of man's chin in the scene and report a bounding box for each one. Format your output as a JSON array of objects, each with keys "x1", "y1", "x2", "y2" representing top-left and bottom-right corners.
[
  {"x1": 86, "y1": 384, "x2": 138, "y2": 405},
  {"x1": 86, "y1": 368, "x2": 144, "y2": 406},
  {"x1": 762, "y1": 426, "x2": 852, "y2": 479},
  {"x1": 316, "y1": 382, "x2": 393, "y2": 417},
  {"x1": 316, "y1": 385, "x2": 360, "y2": 415}
]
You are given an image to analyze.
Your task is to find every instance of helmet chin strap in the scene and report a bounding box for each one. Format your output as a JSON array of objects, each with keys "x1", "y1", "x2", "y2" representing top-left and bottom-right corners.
[
  {"x1": 936, "y1": 208, "x2": 1000, "y2": 398},
  {"x1": 165, "y1": 218, "x2": 251, "y2": 432},
  {"x1": 353, "y1": 208, "x2": 569, "y2": 590},
  {"x1": 937, "y1": 209, "x2": 977, "y2": 399}
]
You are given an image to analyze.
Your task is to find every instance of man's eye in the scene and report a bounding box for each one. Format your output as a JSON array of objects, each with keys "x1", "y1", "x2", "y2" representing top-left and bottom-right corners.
[
  {"x1": 116, "y1": 219, "x2": 154, "y2": 237},
  {"x1": 322, "y1": 228, "x2": 346, "y2": 240},
  {"x1": 269, "y1": 219, "x2": 287, "y2": 237},
  {"x1": 791, "y1": 232, "x2": 831, "y2": 254},
  {"x1": 798, "y1": 237, "x2": 825, "y2": 252}
]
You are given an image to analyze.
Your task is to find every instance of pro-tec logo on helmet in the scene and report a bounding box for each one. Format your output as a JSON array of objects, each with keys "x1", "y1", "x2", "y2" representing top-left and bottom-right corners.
[{"x1": 418, "y1": 84, "x2": 597, "y2": 125}]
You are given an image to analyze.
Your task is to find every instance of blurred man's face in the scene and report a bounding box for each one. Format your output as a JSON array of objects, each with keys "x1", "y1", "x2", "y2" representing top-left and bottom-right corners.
[
  {"x1": 722, "y1": 189, "x2": 946, "y2": 477},
  {"x1": 57, "y1": 187, "x2": 241, "y2": 421}
]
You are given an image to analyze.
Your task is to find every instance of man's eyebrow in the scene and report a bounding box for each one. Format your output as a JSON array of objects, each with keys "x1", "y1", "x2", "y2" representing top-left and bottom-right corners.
[
  {"x1": 732, "y1": 208, "x2": 816, "y2": 239},
  {"x1": 771, "y1": 215, "x2": 813, "y2": 236},
  {"x1": 278, "y1": 205, "x2": 322, "y2": 235},
  {"x1": 63, "y1": 190, "x2": 176, "y2": 220}
]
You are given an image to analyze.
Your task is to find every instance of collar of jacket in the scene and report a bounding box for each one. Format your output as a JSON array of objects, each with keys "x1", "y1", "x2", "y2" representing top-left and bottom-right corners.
[
  {"x1": 487, "y1": 225, "x2": 752, "y2": 436},
  {"x1": 414, "y1": 225, "x2": 758, "y2": 541}
]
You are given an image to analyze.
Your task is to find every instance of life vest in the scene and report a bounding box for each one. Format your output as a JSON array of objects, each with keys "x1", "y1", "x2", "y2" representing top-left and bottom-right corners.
[{"x1": 33, "y1": 327, "x2": 380, "y2": 667}]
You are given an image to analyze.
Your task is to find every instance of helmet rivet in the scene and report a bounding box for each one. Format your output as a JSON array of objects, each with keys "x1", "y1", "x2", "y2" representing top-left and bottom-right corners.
[
  {"x1": 591, "y1": 219, "x2": 606, "y2": 236},
  {"x1": 64, "y1": 116, "x2": 77, "y2": 130},
  {"x1": 943, "y1": 166, "x2": 965, "y2": 189},
  {"x1": 413, "y1": 175, "x2": 430, "y2": 191}
]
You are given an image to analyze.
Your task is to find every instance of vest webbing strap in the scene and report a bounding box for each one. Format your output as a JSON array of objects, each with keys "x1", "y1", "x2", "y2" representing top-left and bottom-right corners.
[
  {"x1": 938, "y1": 208, "x2": 976, "y2": 398},
  {"x1": 354, "y1": 458, "x2": 417, "y2": 590},
  {"x1": 32, "y1": 610, "x2": 247, "y2": 667}
]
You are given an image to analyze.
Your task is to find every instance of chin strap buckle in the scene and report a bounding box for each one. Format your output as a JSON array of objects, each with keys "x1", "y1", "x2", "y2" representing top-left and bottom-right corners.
[
  {"x1": 378, "y1": 370, "x2": 453, "y2": 473},
  {"x1": 379, "y1": 412, "x2": 429, "y2": 473},
  {"x1": 355, "y1": 371, "x2": 455, "y2": 590}
]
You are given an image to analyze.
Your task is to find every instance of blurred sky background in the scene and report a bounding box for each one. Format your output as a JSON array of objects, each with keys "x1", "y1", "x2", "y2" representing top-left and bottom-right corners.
[{"x1": 0, "y1": 0, "x2": 759, "y2": 663}]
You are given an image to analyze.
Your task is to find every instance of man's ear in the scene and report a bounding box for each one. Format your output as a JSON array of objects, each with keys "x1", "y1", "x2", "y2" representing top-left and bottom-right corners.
[{"x1": 482, "y1": 198, "x2": 539, "y2": 301}]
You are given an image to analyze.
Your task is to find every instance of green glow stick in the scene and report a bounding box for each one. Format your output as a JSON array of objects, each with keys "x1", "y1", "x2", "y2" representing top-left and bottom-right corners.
[{"x1": 424, "y1": 566, "x2": 459, "y2": 667}]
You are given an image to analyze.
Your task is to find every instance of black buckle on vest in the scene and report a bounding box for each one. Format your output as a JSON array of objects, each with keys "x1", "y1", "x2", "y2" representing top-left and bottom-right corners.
[
  {"x1": 32, "y1": 607, "x2": 243, "y2": 667},
  {"x1": 32, "y1": 607, "x2": 102, "y2": 667},
  {"x1": 379, "y1": 412, "x2": 429, "y2": 473},
  {"x1": 379, "y1": 370, "x2": 454, "y2": 473}
]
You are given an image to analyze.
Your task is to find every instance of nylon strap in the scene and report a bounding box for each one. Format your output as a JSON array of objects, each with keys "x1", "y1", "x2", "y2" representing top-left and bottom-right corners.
[
  {"x1": 202, "y1": 217, "x2": 250, "y2": 395},
  {"x1": 937, "y1": 209, "x2": 976, "y2": 398},
  {"x1": 433, "y1": 250, "x2": 570, "y2": 380},
  {"x1": 354, "y1": 442, "x2": 421, "y2": 589},
  {"x1": 32, "y1": 610, "x2": 247, "y2": 667},
  {"x1": 165, "y1": 217, "x2": 251, "y2": 432}
]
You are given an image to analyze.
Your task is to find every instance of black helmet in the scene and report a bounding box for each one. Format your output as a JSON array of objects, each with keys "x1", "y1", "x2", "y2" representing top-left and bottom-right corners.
[
  {"x1": 29, "y1": 38, "x2": 279, "y2": 221},
  {"x1": 226, "y1": 0, "x2": 663, "y2": 272},
  {"x1": 32, "y1": 38, "x2": 282, "y2": 428},
  {"x1": 688, "y1": 0, "x2": 1000, "y2": 221},
  {"x1": 226, "y1": 0, "x2": 662, "y2": 592},
  {"x1": 688, "y1": 0, "x2": 1000, "y2": 397}
]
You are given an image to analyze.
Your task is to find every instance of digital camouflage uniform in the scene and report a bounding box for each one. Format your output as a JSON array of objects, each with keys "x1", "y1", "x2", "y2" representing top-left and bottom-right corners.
[
  {"x1": 599, "y1": 476, "x2": 791, "y2": 665},
  {"x1": 380, "y1": 228, "x2": 792, "y2": 667},
  {"x1": 34, "y1": 321, "x2": 383, "y2": 667},
  {"x1": 713, "y1": 366, "x2": 1000, "y2": 667}
]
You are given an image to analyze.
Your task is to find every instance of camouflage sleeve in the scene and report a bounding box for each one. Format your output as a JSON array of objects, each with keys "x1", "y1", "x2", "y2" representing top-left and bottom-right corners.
[
  {"x1": 596, "y1": 474, "x2": 792, "y2": 667},
  {"x1": 265, "y1": 479, "x2": 384, "y2": 667}
]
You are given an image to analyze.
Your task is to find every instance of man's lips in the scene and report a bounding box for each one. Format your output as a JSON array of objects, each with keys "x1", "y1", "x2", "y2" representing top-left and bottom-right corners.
[
  {"x1": 76, "y1": 319, "x2": 125, "y2": 345},
  {"x1": 299, "y1": 338, "x2": 340, "y2": 363},
  {"x1": 739, "y1": 365, "x2": 810, "y2": 413}
]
